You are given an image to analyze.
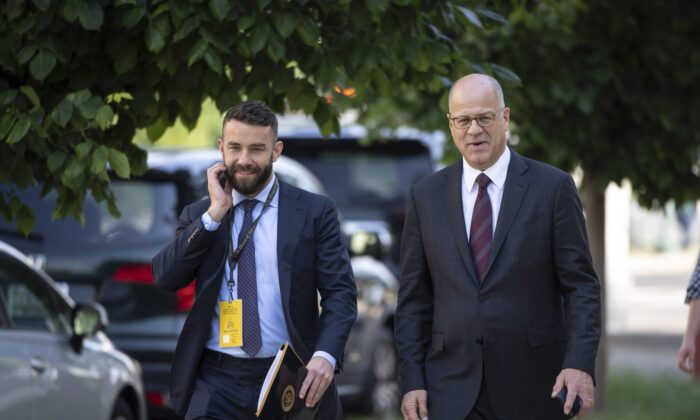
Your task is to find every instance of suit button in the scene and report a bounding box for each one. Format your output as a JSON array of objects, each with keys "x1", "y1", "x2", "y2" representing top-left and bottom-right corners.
[
  {"x1": 476, "y1": 337, "x2": 483, "y2": 345},
  {"x1": 478, "y1": 295, "x2": 487, "y2": 303}
]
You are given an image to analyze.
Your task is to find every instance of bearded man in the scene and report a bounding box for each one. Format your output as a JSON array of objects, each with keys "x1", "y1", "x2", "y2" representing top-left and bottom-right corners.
[{"x1": 152, "y1": 101, "x2": 357, "y2": 420}]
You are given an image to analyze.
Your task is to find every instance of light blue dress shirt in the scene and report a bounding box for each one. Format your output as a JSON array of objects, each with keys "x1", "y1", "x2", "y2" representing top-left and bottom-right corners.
[{"x1": 201, "y1": 175, "x2": 335, "y2": 367}]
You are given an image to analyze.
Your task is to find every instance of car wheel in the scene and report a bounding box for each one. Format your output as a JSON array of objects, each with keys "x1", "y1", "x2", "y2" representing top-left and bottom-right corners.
[
  {"x1": 111, "y1": 397, "x2": 135, "y2": 420},
  {"x1": 361, "y1": 328, "x2": 400, "y2": 417}
]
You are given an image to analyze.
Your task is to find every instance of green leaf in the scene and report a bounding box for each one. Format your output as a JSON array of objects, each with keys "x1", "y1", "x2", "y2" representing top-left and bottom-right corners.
[
  {"x1": 266, "y1": 33, "x2": 285, "y2": 62},
  {"x1": 108, "y1": 148, "x2": 131, "y2": 178},
  {"x1": 200, "y1": 28, "x2": 231, "y2": 53},
  {"x1": 296, "y1": 15, "x2": 319, "y2": 46},
  {"x1": 31, "y1": 0, "x2": 50, "y2": 12},
  {"x1": 0, "y1": 114, "x2": 16, "y2": 140},
  {"x1": 256, "y1": 0, "x2": 272, "y2": 10},
  {"x1": 0, "y1": 89, "x2": 18, "y2": 106},
  {"x1": 476, "y1": 8, "x2": 508, "y2": 26},
  {"x1": 411, "y1": 50, "x2": 431, "y2": 72},
  {"x1": 50, "y1": 99, "x2": 73, "y2": 127},
  {"x1": 6, "y1": 116, "x2": 31, "y2": 145},
  {"x1": 146, "y1": 112, "x2": 169, "y2": 141},
  {"x1": 122, "y1": 5, "x2": 146, "y2": 29},
  {"x1": 20, "y1": 86, "x2": 41, "y2": 109},
  {"x1": 16, "y1": 205, "x2": 36, "y2": 236},
  {"x1": 76, "y1": 141, "x2": 93, "y2": 158},
  {"x1": 209, "y1": 0, "x2": 231, "y2": 21},
  {"x1": 188, "y1": 39, "x2": 208, "y2": 66},
  {"x1": 250, "y1": 23, "x2": 271, "y2": 55},
  {"x1": 237, "y1": 16, "x2": 255, "y2": 31},
  {"x1": 61, "y1": 158, "x2": 86, "y2": 191},
  {"x1": 8, "y1": 196, "x2": 20, "y2": 215},
  {"x1": 63, "y1": 0, "x2": 79, "y2": 22},
  {"x1": 273, "y1": 11, "x2": 295, "y2": 38},
  {"x1": 29, "y1": 50, "x2": 57, "y2": 81},
  {"x1": 107, "y1": 199, "x2": 121, "y2": 218},
  {"x1": 17, "y1": 45, "x2": 38, "y2": 65},
  {"x1": 79, "y1": 96, "x2": 104, "y2": 119},
  {"x1": 173, "y1": 17, "x2": 200, "y2": 42},
  {"x1": 91, "y1": 146, "x2": 109, "y2": 175},
  {"x1": 95, "y1": 105, "x2": 114, "y2": 129},
  {"x1": 456, "y1": 6, "x2": 483, "y2": 29},
  {"x1": 146, "y1": 22, "x2": 166, "y2": 53},
  {"x1": 47, "y1": 150, "x2": 67, "y2": 172},
  {"x1": 204, "y1": 49, "x2": 223, "y2": 74},
  {"x1": 491, "y1": 64, "x2": 521, "y2": 84},
  {"x1": 79, "y1": 0, "x2": 104, "y2": 30},
  {"x1": 114, "y1": 45, "x2": 137, "y2": 74}
]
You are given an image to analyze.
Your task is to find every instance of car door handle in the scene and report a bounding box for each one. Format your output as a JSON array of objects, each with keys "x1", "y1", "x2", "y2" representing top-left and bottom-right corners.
[{"x1": 29, "y1": 357, "x2": 47, "y2": 374}]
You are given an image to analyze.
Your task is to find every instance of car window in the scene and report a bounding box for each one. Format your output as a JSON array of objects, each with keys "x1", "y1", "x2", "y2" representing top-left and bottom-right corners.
[
  {"x1": 0, "y1": 180, "x2": 179, "y2": 245},
  {"x1": 0, "y1": 253, "x2": 71, "y2": 334}
]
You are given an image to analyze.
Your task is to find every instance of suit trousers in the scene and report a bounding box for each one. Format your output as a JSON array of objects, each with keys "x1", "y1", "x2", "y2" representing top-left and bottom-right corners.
[
  {"x1": 464, "y1": 369, "x2": 499, "y2": 420},
  {"x1": 186, "y1": 349, "x2": 274, "y2": 420}
]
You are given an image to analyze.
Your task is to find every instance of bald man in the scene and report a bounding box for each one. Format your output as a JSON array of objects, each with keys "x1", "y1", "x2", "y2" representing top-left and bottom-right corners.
[{"x1": 394, "y1": 74, "x2": 601, "y2": 420}]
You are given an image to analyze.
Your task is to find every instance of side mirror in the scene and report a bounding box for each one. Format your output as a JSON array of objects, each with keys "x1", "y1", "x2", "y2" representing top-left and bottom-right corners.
[
  {"x1": 349, "y1": 231, "x2": 382, "y2": 260},
  {"x1": 70, "y1": 302, "x2": 109, "y2": 353}
]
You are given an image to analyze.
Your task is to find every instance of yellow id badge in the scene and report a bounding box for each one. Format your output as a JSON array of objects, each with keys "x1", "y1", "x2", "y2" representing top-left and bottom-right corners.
[{"x1": 219, "y1": 300, "x2": 242, "y2": 347}]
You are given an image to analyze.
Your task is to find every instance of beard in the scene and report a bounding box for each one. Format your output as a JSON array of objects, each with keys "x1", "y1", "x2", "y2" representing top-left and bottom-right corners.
[{"x1": 225, "y1": 154, "x2": 274, "y2": 196}]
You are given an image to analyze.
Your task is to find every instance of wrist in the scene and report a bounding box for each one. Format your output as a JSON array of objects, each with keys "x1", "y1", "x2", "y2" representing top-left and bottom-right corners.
[{"x1": 207, "y1": 205, "x2": 228, "y2": 222}]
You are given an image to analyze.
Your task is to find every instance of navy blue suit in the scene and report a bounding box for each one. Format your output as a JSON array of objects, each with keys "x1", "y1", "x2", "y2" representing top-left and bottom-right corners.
[
  {"x1": 395, "y1": 149, "x2": 601, "y2": 419},
  {"x1": 152, "y1": 181, "x2": 357, "y2": 419}
]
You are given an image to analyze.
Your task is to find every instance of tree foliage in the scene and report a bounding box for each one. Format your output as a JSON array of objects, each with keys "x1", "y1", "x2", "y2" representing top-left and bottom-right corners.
[
  {"x1": 484, "y1": 0, "x2": 700, "y2": 207},
  {"x1": 1, "y1": 0, "x2": 505, "y2": 234}
]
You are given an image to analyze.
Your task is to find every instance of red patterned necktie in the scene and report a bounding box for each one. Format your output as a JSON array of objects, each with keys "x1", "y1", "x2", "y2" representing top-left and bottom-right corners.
[
  {"x1": 470, "y1": 173, "x2": 493, "y2": 282},
  {"x1": 238, "y1": 199, "x2": 262, "y2": 357}
]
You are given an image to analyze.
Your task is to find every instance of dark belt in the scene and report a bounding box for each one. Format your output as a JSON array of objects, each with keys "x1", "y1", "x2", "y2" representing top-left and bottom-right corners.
[{"x1": 201, "y1": 348, "x2": 274, "y2": 370}]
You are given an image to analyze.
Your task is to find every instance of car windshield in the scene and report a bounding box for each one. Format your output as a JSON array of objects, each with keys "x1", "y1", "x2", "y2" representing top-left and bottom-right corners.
[
  {"x1": 282, "y1": 139, "x2": 433, "y2": 211},
  {"x1": 0, "y1": 180, "x2": 178, "y2": 245}
]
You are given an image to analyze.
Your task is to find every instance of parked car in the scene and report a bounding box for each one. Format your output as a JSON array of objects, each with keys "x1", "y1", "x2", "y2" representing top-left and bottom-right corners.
[
  {"x1": 0, "y1": 149, "x2": 399, "y2": 417},
  {"x1": 277, "y1": 115, "x2": 445, "y2": 274},
  {"x1": 0, "y1": 239, "x2": 146, "y2": 420}
]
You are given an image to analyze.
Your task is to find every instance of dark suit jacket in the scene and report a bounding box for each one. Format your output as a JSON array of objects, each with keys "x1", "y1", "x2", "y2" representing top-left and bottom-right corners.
[
  {"x1": 152, "y1": 181, "x2": 357, "y2": 419},
  {"x1": 394, "y1": 149, "x2": 601, "y2": 420}
]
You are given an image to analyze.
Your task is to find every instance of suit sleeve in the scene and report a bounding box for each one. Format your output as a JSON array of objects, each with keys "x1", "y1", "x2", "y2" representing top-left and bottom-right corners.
[
  {"x1": 313, "y1": 199, "x2": 358, "y2": 369},
  {"x1": 152, "y1": 202, "x2": 217, "y2": 292},
  {"x1": 394, "y1": 186, "x2": 434, "y2": 394},
  {"x1": 552, "y1": 175, "x2": 601, "y2": 381}
]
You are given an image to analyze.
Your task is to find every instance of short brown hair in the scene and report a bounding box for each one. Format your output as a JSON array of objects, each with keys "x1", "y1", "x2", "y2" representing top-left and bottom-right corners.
[{"x1": 222, "y1": 101, "x2": 278, "y2": 141}]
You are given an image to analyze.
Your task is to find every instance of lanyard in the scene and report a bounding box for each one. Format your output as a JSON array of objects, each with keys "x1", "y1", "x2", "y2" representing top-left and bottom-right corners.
[{"x1": 226, "y1": 177, "x2": 279, "y2": 301}]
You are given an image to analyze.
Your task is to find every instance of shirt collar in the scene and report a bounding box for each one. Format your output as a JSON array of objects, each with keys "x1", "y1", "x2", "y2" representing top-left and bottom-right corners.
[
  {"x1": 462, "y1": 146, "x2": 511, "y2": 191},
  {"x1": 232, "y1": 173, "x2": 279, "y2": 208}
]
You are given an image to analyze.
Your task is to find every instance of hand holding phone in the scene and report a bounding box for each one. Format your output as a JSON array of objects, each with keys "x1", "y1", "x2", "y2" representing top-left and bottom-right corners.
[
  {"x1": 555, "y1": 387, "x2": 581, "y2": 418},
  {"x1": 206, "y1": 162, "x2": 233, "y2": 222}
]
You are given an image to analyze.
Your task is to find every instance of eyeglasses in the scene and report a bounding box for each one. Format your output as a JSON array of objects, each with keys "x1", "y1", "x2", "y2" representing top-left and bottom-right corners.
[{"x1": 447, "y1": 109, "x2": 504, "y2": 129}]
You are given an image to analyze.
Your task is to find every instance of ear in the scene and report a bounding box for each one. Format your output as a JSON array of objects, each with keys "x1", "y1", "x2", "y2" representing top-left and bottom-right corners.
[
  {"x1": 272, "y1": 140, "x2": 283, "y2": 162},
  {"x1": 217, "y1": 138, "x2": 224, "y2": 155},
  {"x1": 503, "y1": 107, "x2": 511, "y2": 126}
]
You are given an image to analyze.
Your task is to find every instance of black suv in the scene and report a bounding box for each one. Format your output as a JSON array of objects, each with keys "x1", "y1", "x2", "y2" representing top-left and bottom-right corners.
[
  {"x1": 0, "y1": 149, "x2": 401, "y2": 417},
  {"x1": 278, "y1": 116, "x2": 444, "y2": 274}
]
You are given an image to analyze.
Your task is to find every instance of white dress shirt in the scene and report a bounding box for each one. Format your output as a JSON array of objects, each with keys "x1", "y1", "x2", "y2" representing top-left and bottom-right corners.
[
  {"x1": 201, "y1": 175, "x2": 335, "y2": 367},
  {"x1": 462, "y1": 147, "x2": 511, "y2": 240}
]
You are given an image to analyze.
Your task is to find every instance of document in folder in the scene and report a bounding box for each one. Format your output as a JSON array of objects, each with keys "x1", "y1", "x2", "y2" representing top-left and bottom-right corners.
[{"x1": 256, "y1": 342, "x2": 319, "y2": 419}]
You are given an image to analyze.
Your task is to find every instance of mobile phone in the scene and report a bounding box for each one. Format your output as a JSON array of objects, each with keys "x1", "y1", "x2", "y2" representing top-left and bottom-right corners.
[
  {"x1": 555, "y1": 387, "x2": 581, "y2": 418},
  {"x1": 219, "y1": 169, "x2": 232, "y2": 188}
]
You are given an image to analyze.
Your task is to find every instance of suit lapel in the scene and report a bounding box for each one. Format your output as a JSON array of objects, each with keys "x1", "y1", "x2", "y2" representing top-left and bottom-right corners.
[
  {"x1": 276, "y1": 182, "x2": 308, "y2": 313},
  {"x1": 484, "y1": 149, "x2": 530, "y2": 277},
  {"x1": 440, "y1": 160, "x2": 479, "y2": 284}
]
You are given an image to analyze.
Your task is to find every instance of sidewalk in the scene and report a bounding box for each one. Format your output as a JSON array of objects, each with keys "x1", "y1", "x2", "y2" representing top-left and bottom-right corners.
[{"x1": 607, "y1": 247, "x2": 698, "y2": 378}]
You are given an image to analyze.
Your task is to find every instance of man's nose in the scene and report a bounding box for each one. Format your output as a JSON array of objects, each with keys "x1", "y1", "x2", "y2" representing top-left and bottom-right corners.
[
  {"x1": 238, "y1": 150, "x2": 252, "y2": 165},
  {"x1": 467, "y1": 119, "x2": 484, "y2": 135}
]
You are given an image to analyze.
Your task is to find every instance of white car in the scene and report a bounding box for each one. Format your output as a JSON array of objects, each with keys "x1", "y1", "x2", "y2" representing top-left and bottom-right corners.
[{"x1": 0, "y1": 240, "x2": 147, "y2": 420}]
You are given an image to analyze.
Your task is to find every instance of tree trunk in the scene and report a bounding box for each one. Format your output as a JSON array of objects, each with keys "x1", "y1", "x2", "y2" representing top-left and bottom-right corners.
[{"x1": 582, "y1": 170, "x2": 607, "y2": 412}]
